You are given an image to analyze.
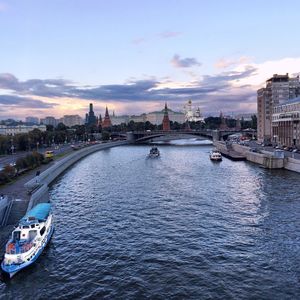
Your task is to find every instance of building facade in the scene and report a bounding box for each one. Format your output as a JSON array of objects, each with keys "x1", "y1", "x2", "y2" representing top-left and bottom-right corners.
[
  {"x1": 146, "y1": 109, "x2": 185, "y2": 125},
  {"x1": 272, "y1": 97, "x2": 300, "y2": 147},
  {"x1": 61, "y1": 115, "x2": 83, "y2": 127},
  {"x1": 183, "y1": 100, "x2": 205, "y2": 122},
  {"x1": 257, "y1": 74, "x2": 300, "y2": 143},
  {"x1": 0, "y1": 125, "x2": 47, "y2": 136},
  {"x1": 40, "y1": 116, "x2": 58, "y2": 127},
  {"x1": 25, "y1": 117, "x2": 39, "y2": 124}
]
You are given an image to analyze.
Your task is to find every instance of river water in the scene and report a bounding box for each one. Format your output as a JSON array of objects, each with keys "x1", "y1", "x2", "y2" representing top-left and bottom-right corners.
[{"x1": 1, "y1": 144, "x2": 300, "y2": 299}]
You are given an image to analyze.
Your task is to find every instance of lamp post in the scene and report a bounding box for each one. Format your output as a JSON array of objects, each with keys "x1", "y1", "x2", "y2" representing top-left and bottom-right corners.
[{"x1": 10, "y1": 137, "x2": 15, "y2": 155}]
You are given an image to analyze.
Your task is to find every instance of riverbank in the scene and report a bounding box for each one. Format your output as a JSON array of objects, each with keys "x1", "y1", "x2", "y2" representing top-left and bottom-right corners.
[
  {"x1": 214, "y1": 141, "x2": 300, "y2": 173},
  {"x1": 0, "y1": 140, "x2": 128, "y2": 256}
]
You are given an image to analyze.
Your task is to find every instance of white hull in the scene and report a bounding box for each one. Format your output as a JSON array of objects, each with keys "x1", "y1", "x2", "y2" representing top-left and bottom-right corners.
[{"x1": 1, "y1": 203, "x2": 54, "y2": 278}]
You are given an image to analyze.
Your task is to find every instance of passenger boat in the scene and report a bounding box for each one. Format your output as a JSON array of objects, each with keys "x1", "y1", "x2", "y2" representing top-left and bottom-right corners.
[
  {"x1": 209, "y1": 149, "x2": 222, "y2": 161},
  {"x1": 1, "y1": 203, "x2": 54, "y2": 278},
  {"x1": 148, "y1": 146, "x2": 160, "y2": 158}
]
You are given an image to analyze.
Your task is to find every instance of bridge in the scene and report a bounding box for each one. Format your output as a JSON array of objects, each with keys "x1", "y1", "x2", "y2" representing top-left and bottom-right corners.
[{"x1": 125, "y1": 129, "x2": 256, "y2": 143}]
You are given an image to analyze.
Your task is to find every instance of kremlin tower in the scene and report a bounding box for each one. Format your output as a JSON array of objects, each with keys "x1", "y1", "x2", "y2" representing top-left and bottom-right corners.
[
  {"x1": 102, "y1": 106, "x2": 112, "y2": 128},
  {"x1": 98, "y1": 114, "x2": 102, "y2": 127},
  {"x1": 219, "y1": 112, "x2": 227, "y2": 130},
  {"x1": 162, "y1": 103, "x2": 171, "y2": 131}
]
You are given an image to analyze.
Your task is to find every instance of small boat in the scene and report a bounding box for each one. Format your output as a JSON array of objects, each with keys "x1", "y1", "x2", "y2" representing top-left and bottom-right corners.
[
  {"x1": 148, "y1": 146, "x2": 160, "y2": 158},
  {"x1": 1, "y1": 203, "x2": 54, "y2": 278},
  {"x1": 209, "y1": 149, "x2": 222, "y2": 161}
]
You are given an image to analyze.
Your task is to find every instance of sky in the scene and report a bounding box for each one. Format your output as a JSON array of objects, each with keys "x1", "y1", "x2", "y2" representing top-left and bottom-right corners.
[{"x1": 1, "y1": 0, "x2": 300, "y2": 120}]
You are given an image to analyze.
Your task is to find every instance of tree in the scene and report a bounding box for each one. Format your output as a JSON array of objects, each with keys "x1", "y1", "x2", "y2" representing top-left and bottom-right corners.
[
  {"x1": 251, "y1": 114, "x2": 257, "y2": 129},
  {"x1": 102, "y1": 131, "x2": 110, "y2": 141},
  {"x1": 56, "y1": 122, "x2": 68, "y2": 131},
  {"x1": 15, "y1": 134, "x2": 29, "y2": 151}
]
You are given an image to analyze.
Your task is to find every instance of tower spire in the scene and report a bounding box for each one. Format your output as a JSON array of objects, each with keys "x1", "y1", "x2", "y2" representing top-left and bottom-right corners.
[
  {"x1": 102, "y1": 106, "x2": 112, "y2": 128},
  {"x1": 162, "y1": 102, "x2": 170, "y2": 131}
]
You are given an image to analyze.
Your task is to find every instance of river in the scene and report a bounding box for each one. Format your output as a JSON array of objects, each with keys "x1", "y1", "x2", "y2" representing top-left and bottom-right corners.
[{"x1": 1, "y1": 143, "x2": 299, "y2": 299}]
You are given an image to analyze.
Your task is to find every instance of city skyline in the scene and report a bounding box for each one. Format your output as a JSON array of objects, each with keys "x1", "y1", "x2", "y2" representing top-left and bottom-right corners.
[{"x1": 1, "y1": 1, "x2": 300, "y2": 119}]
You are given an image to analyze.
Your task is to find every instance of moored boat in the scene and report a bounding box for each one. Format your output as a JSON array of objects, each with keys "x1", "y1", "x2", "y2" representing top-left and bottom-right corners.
[
  {"x1": 209, "y1": 149, "x2": 222, "y2": 161},
  {"x1": 1, "y1": 203, "x2": 54, "y2": 278},
  {"x1": 148, "y1": 146, "x2": 160, "y2": 158}
]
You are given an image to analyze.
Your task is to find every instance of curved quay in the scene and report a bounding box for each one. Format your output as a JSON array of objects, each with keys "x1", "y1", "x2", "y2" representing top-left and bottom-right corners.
[{"x1": 25, "y1": 140, "x2": 128, "y2": 211}]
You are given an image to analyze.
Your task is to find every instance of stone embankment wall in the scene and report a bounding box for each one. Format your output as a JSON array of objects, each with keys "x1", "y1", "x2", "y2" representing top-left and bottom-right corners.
[
  {"x1": 0, "y1": 196, "x2": 10, "y2": 226},
  {"x1": 214, "y1": 141, "x2": 300, "y2": 173},
  {"x1": 26, "y1": 141, "x2": 128, "y2": 211},
  {"x1": 284, "y1": 157, "x2": 300, "y2": 173}
]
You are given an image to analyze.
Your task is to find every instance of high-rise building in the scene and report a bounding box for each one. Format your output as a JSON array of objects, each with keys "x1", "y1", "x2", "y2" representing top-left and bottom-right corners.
[
  {"x1": 102, "y1": 106, "x2": 112, "y2": 128},
  {"x1": 86, "y1": 103, "x2": 97, "y2": 126},
  {"x1": 257, "y1": 74, "x2": 300, "y2": 143},
  {"x1": 61, "y1": 115, "x2": 83, "y2": 127},
  {"x1": 162, "y1": 103, "x2": 170, "y2": 131},
  {"x1": 272, "y1": 97, "x2": 300, "y2": 147},
  {"x1": 40, "y1": 116, "x2": 58, "y2": 127},
  {"x1": 25, "y1": 116, "x2": 39, "y2": 124}
]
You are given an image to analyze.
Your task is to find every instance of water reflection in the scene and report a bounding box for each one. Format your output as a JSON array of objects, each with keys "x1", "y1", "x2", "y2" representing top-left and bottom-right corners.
[{"x1": 1, "y1": 144, "x2": 299, "y2": 299}]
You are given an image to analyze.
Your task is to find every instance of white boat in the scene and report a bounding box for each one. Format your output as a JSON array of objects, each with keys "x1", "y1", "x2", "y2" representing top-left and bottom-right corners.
[
  {"x1": 1, "y1": 203, "x2": 54, "y2": 278},
  {"x1": 209, "y1": 149, "x2": 222, "y2": 161},
  {"x1": 148, "y1": 147, "x2": 160, "y2": 158}
]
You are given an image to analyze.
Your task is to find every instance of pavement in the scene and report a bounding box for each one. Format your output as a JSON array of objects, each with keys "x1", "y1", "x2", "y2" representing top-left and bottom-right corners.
[{"x1": 0, "y1": 143, "x2": 78, "y2": 256}]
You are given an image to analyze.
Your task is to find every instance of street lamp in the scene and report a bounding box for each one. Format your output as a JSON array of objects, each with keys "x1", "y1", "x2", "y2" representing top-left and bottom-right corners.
[{"x1": 10, "y1": 137, "x2": 15, "y2": 155}]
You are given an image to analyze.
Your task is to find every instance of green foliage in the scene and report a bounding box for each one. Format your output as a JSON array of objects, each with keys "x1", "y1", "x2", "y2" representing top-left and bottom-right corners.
[
  {"x1": 203, "y1": 117, "x2": 221, "y2": 129},
  {"x1": 251, "y1": 114, "x2": 257, "y2": 129},
  {"x1": 102, "y1": 131, "x2": 110, "y2": 141},
  {"x1": 0, "y1": 136, "x2": 9, "y2": 154}
]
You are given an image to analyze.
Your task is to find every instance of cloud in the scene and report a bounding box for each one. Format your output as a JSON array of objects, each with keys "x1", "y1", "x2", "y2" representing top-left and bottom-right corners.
[
  {"x1": 0, "y1": 66, "x2": 258, "y2": 117},
  {"x1": 0, "y1": 73, "x2": 73, "y2": 97},
  {"x1": 0, "y1": 94, "x2": 56, "y2": 109},
  {"x1": 235, "y1": 57, "x2": 300, "y2": 87},
  {"x1": 215, "y1": 56, "x2": 251, "y2": 69},
  {"x1": 159, "y1": 31, "x2": 182, "y2": 39},
  {"x1": 171, "y1": 54, "x2": 202, "y2": 68}
]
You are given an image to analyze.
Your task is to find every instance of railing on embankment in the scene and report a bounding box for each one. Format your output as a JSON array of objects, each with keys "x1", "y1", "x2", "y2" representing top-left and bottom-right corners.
[{"x1": 25, "y1": 140, "x2": 128, "y2": 211}]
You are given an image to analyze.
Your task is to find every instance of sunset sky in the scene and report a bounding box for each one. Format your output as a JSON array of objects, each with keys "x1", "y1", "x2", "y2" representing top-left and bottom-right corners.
[{"x1": 1, "y1": 0, "x2": 300, "y2": 120}]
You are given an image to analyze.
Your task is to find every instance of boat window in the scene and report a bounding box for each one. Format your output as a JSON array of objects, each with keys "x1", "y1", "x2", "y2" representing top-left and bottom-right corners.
[
  {"x1": 13, "y1": 231, "x2": 21, "y2": 242},
  {"x1": 31, "y1": 224, "x2": 35, "y2": 228},
  {"x1": 29, "y1": 230, "x2": 37, "y2": 240},
  {"x1": 40, "y1": 226, "x2": 46, "y2": 236},
  {"x1": 23, "y1": 225, "x2": 29, "y2": 229}
]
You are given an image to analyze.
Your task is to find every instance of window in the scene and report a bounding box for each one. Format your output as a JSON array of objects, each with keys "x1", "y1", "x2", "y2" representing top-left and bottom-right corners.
[{"x1": 40, "y1": 226, "x2": 46, "y2": 236}]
